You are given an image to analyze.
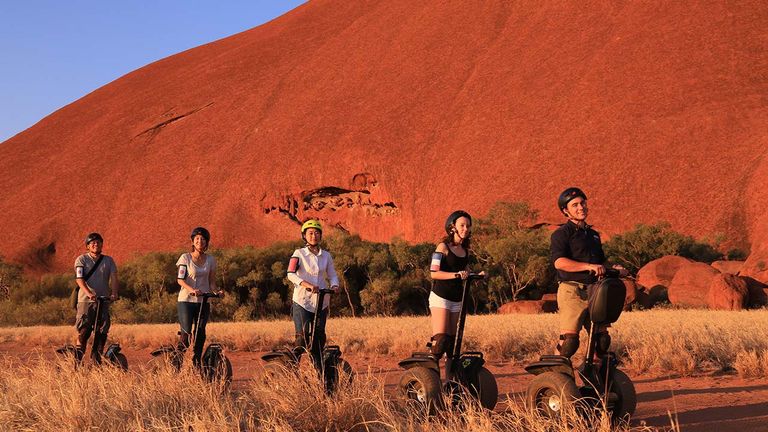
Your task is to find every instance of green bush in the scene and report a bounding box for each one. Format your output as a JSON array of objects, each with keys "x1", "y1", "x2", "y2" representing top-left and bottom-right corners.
[{"x1": 604, "y1": 222, "x2": 723, "y2": 273}]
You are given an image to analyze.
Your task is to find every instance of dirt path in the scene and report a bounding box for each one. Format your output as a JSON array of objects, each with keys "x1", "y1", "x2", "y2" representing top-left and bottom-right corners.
[{"x1": 4, "y1": 344, "x2": 768, "y2": 431}]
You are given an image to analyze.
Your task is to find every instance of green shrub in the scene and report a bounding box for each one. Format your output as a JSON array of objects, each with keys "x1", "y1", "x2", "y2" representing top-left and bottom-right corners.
[{"x1": 604, "y1": 222, "x2": 723, "y2": 273}]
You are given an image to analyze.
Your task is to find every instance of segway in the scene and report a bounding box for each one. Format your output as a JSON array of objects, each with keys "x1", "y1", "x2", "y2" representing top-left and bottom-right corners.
[
  {"x1": 261, "y1": 288, "x2": 353, "y2": 394},
  {"x1": 525, "y1": 272, "x2": 636, "y2": 422},
  {"x1": 56, "y1": 296, "x2": 128, "y2": 370},
  {"x1": 397, "y1": 273, "x2": 498, "y2": 413},
  {"x1": 150, "y1": 292, "x2": 232, "y2": 384}
]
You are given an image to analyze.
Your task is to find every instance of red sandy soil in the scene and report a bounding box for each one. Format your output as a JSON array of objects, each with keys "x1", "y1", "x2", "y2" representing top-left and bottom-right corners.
[
  {"x1": 0, "y1": 1, "x2": 766, "y2": 277},
  {"x1": 4, "y1": 343, "x2": 768, "y2": 431}
]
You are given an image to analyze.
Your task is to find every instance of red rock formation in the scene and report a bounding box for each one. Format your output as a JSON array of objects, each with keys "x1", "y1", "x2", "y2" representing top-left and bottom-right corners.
[
  {"x1": 0, "y1": 1, "x2": 766, "y2": 272},
  {"x1": 637, "y1": 256, "x2": 692, "y2": 292},
  {"x1": 622, "y1": 278, "x2": 639, "y2": 311},
  {"x1": 707, "y1": 273, "x2": 749, "y2": 310},
  {"x1": 711, "y1": 261, "x2": 745, "y2": 275},
  {"x1": 667, "y1": 262, "x2": 719, "y2": 308}
]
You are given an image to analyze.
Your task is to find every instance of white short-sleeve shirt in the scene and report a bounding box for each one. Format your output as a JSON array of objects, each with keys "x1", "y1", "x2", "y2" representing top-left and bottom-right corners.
[
  {"x1": 176, "y1": 253, "x2": 216, "y2": 303},
  {"x1": 286, "y1": 247, "x2": 339, "y2": 313}
]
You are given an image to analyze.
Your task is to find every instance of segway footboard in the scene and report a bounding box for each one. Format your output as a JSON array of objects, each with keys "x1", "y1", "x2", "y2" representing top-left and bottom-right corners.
[
  {"x1": 525, "y1": 355, "x2": 575, "y2": 378},
  {"x1": 398, "y1": 352, "x2": 439, "y2": 372}
]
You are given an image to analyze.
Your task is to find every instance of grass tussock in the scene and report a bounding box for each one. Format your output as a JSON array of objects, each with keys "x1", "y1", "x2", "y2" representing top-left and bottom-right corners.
[
  {"x1": 2, "y1": 309, "x2": 767, "y2": 377},
  {"x1": 0, "y1": 355, "x2": 674, "y2": 432}
]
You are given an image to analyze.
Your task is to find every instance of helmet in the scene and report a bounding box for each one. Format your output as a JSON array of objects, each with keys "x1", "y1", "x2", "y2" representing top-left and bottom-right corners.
[
  {"x1": 444, "y1": 210, "x2": 472, "y2": 235},
  {"x1": 557, "y1": 187, "x2": 587, "y2": 211},
  {"x1": 190, "y1": 227, "x2": 211, "y2": 242},
  {"x1": 301, "y1": 219, "x2": 323, "y2": 234},
  {"x1": 84, "y1": 232, "x2": 103, "y2": 245}
]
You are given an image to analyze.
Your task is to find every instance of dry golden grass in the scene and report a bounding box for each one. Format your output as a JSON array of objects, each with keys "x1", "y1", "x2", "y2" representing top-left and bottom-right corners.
[
  {"x1": 2, "y1": 309, "x2": 767, "y2": 376},
  {"x1": 0, "y1": 355, "x2": 674, "y2": 432}
]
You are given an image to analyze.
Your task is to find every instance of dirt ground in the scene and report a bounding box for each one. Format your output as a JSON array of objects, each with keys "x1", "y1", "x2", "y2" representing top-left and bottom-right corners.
[{"x1": 4, "y1": 343, "x2": 768, "y2": 431}]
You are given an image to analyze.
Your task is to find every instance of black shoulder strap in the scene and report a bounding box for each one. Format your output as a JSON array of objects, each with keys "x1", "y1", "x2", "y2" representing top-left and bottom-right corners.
[{"x1": 84, "y1": 255, "x2": 105, "y2": 282}]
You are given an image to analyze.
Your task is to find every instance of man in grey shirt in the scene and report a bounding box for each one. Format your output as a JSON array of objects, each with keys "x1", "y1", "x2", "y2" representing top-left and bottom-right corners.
[{"x1": 74, "y1": 232, "x2": 119, "y2": 365}]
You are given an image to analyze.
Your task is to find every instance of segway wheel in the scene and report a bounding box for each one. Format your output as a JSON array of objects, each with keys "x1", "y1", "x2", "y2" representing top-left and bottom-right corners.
[
  {"x1": 608, "y1": 369, "x2": 637, "y2": 420},
  {"x1": 398, "y1": 367, "x2": 443, "y2": 414},
  {"x1": 206, "y1": 355, "x2": 232, "y2": 385},
  {"x1": 469, "y1": 366, "x2": 498, "y2": 410},
  {"x1": 527, "y1": 371, "x2": 580, "y2": 418},
  {"x1": 148, "y1": 350, "x2": 183, "y2": 373},
  {"x1": 111, "y1": 353, "x2": 129, "y2": 371},
  {"x1": 324, "y1": 358, "x2": 354, "y2": 393}
]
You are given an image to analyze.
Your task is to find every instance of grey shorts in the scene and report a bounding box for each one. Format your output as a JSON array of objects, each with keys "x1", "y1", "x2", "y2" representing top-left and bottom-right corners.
[
  {"x1": 75, "y1": 301, "x2": 111, "y2": 334},
  {"x1": 557, "y1": 282, "x2": 589, "y2": 333}
]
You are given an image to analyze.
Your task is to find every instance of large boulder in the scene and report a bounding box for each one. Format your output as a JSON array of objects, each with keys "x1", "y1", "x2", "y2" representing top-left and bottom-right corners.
[
  {"x1": 637, "y1": 256, "x2": 693, "y2": 292},
  {"x1": 707, "y1": 273, "x2": 749, "y2": 310},
  {"x1": 622, "y1": 279, "x2": 639, "y2": 310},
  {"x1": 541, "y1": 293, "x2": 558, "y2": 303},
  {"x1": 742, "y1": 251, "x2": 768, "y2": 286},
  {"x1": 667, "y1": 261, "x2": 719, "y2": 308},
  {"x1": 498, "y1": 300, "x2": 557, "y2": 314},
  {"x1": 742, "y1": 276, "x2": 768, "y2": 307},
  {"x1": 711, "y1": 260, "x2": 745, "y2": 274}
]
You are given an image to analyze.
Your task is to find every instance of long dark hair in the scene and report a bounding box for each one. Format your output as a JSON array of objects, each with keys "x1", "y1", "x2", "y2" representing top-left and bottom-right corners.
[{"x1": 443, "y1": 232, "x2": 471, "y2": 251}]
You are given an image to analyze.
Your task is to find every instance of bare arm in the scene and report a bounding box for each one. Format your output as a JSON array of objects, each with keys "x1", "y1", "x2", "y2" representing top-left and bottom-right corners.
[
  {"x1": 75, "y1": 278, "x2": 96, "y2": 300},
  {"x1": 430, "y1": 243, "x2": 469, "y2": 281}
]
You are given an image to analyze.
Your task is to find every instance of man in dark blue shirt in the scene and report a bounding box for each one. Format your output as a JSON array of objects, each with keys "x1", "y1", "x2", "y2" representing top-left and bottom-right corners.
[{"x1": 551, "y1": 187, "x2": 627, "y2": 360}]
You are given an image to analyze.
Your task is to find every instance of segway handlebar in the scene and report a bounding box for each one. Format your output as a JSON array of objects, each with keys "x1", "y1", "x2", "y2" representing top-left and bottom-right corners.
[
  {"x1": 454, "y1": 272, "x2": 486, "y2": 281},
  {"x1": 318, "y1": 288, "x2": 336, "y2": 295},
  {"x1": 190, "y1": 292, "x2": 223, "y2": 299},
  {"x1": 94, "y1": 295, "x2": 112, "y2": 302}
]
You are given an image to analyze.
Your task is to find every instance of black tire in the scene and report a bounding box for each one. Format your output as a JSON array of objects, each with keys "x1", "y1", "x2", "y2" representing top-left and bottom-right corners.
[
  {"x1": 207, "y1": 354, "x2": 232, "y2": 385},
  {"x1": 324, "y1": 358, "x2": 354, "y2": 393},
  {"x1": 398, "y1": 367, "x2": 443, "y2": 414},
  {"x1": 469, "y1": 366, "x2": 498, "y2": 410},
  {"x1": 608, "y1": 369, "x2": 636, "y2": 420},
  {"x1": 148, "y1": 351, "x2": 183, "y2": 373},
  {"x1": 527, "y1": 371, "x2": 581, "y2": 418},
  {"x1": 111, "y1": 353, "x2": 128, "y2": 371}
]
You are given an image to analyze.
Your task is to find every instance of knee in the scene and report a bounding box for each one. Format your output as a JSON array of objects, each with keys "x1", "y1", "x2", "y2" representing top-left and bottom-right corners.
[
  {"x1": 557, "y1": 333, "x2": 580, "y2": 358},
  {"x1": 429, "y1": 333, "x2": 455, "y2": 358},
  {"x1": 595, "y1": 332, "x2": 611, "y2": 356}
]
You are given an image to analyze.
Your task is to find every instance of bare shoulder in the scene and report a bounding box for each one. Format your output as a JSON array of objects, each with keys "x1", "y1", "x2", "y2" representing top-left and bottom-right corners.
[{"x1": 435, "y1": 242, "x2": 449, "y2": 254}]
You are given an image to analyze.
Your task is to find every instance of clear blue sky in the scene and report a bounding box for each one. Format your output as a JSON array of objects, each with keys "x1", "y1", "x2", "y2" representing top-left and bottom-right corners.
[{"x1": 0, "y1": 1, "x2": 306, "y2": 143}]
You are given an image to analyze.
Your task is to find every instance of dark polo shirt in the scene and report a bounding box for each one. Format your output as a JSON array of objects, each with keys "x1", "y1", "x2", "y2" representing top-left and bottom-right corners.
[{"x1": 550, "y1": 220, "x2": 606, "y2": 284}]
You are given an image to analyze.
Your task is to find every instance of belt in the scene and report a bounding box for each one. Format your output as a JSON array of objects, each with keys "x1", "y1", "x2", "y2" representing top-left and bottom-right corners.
[{"x1": 560, "y1": 281, "x2": 588, "y2": 290}]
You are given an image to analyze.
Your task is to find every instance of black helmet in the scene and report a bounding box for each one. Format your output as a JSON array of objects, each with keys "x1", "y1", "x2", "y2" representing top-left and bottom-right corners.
[
  {"x1": 190, "y1": 227, "x2": 211, "y2": 242},
  {"x1": 445, "y1": 210, "x2": 472, "y2": 235},
  {"x1": 84, "y1": 232, "x2": 103, "y2": 245},
  {"x1": 557, "y1": 187, "x2": 587, "y2": 211}
]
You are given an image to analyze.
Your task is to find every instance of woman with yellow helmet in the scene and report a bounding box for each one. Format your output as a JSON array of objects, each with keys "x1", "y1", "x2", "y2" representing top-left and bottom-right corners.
[{"x1": 286, "y1": 219, "x2": 340, "y2": 365}]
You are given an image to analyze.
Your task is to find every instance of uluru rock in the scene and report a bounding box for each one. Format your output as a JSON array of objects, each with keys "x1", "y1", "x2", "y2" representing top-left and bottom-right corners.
[
  {"x1": 637, "y1": 256, "x2": 693, "y2": 291},
  {"x1": 667, "y1": 262, "x2": 719, "y2": 308},
  {"x1": 0, "y1": 1, "x2": 767, "y2": 272},
  {"x1": 711, "y1": 260, "x2": 745, "y2": 275},
  {"x1": 498, "y1": 300, "x2": 557, "y2": 315},
  {"x1": 742, "y1": 249, "x2": 768, "y2": 286},
  {"x1": 707, "y1": 273, "x2": 749, "y2": 310}
]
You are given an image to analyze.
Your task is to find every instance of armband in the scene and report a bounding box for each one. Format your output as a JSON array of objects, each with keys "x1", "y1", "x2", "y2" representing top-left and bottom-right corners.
[
  {"x1": 75, "y1": 266, "x2": 84, "y2": 279},
  {"x1": 177, "y1": 265, "x2": 188, "y2": 280},
  {"x1": 288, "y1": 257, "x2": 300, "y2": 274},
  {"x1": 430, "y1": 252, "x2": 444, "y2": 272}
]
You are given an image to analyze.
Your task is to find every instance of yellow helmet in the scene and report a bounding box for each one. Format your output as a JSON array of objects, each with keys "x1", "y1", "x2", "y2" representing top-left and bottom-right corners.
[{"x1": 301, "y1": 219, "x2": 323, "y2": 234}]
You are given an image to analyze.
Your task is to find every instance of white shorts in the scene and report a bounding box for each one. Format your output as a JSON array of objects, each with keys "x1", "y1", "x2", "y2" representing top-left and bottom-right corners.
[{"x1": 428, "y1": 291, "x2": 462, "y2": 313}]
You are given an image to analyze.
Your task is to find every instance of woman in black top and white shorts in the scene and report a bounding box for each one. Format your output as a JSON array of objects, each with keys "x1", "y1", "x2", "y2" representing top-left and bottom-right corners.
[{"x1": 427, "y1": 210, "x2": 482, "y2": 360}]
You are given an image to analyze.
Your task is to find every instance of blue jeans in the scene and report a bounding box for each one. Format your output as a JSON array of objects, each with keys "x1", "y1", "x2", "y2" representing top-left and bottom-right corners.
[
  {"x1": 291, "y1": 302, "x2": 328, "y2": 364},
  {"x1": 177, "y1": 301, "x2": 210, "y2": 364}
]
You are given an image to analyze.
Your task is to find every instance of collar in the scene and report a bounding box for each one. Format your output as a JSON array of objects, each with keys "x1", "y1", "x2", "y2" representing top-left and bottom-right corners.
[
  {"x1": 302, "y1": 246, "x2": 323, "y2": 257},
  {"x1": 566, "y1": 219, "x2": 592, "y2": 231}
]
